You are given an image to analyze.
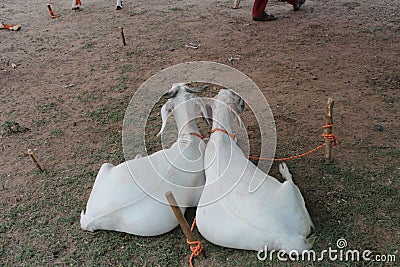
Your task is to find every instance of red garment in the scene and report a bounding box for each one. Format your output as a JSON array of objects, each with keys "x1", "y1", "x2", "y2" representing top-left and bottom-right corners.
[
  {"x1": 252, "y1": 0, "x2": 269, "y2": 18},
  {"x1": 252, "y1": 0, "x2": 298, "y2": 18}
]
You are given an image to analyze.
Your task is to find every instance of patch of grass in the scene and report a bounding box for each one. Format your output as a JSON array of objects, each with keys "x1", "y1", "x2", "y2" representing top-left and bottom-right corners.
[
  {"x1": 126, "y1": 47, "x2": 144, "y2": 57},
  {"x1": 36, "y1": 47, "x2": 47, "y2": 52},
  {"x1": 101, "y1": 64, "x2": 110, "y2": 71},
  {"x1": 50, "y1": 128, "x2": 64, "y2": 137},
  {"x1": 2, "y1": 147, "x2": 399, "y2": 266},
  {"x1": 37, "y1": 102, "x2": 58, "y2": 113},
  {"x1": 77, "y1": 90, "x2": 99, "y2": 103},
  {"x1": 32, "y1": 118, "x2": 47, "y2": 127},
  {"x1": 119, "y1": 64, "x2": 133, "y2": 74},
  {"x1": 83, "y1": 42, "x2": 95, "y2": 49},
  {"x1": 127, "y1": 9, "x2": 147, "y2": 16},
  {"x1": 85, "y1": 96, "x2": 128, "y2": 127},
  {"x1": 1, "y1": 120, "x2": 29, "y2": 134},
  {"x1": 87, "y1": 106, "x2": 124, "y2": 126}
]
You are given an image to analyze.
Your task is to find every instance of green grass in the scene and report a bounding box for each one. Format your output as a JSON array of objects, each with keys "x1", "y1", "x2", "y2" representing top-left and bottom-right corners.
[
  {"x1": 1, "y1": 120, "x2": 29, "y2": 134},
  {"x1": 50, "y1": 128, "x2": 64, "y2": 137},
  {"x1": 1, "y1": 144, "x2": 398, "y2": 266},
  {"x1": 3, "y1": 84, "x2": 397, "y2": 265},
  {"x1": 77, "y1": 90, "x2": 100, "y2": 103},
  {"x1": 86, "y1": 104, "x2": 125, "y2": 126}
]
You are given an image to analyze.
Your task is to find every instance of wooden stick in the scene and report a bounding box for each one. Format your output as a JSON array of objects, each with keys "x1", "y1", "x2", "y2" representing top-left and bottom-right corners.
[
  {"x1": 28, "y1": 149, "x2": 44, "y2": 172},
  {"x1": 232, "y1": 0, "x2": 241, "y2": 9},
  {"x1": 324, "y1": 98, "x2": 334, "y2": 164},
  {"x1": 119, "y1": 27, "x2": 126, "y2": 46},
  {"x1": 165, "y1": 191, "x2": 205, "y2": 259}
]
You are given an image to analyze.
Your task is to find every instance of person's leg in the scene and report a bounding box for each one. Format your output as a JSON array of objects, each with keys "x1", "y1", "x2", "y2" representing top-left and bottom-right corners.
[
  {"x1": 252, "y1": 0, "x2": 268, "y2": 18},
  {"x1": 72, "y1": 0, "x2": 81, "y2": 10},
  {"x1": 252, "y1": 0, "x2": 276, "y2": 20},
  {"x1": 287, "y1": 0, "x2": 305, "y2": 11},
  {"x1": 116, "y1": 0, "x2": 122, "y2": 10}
]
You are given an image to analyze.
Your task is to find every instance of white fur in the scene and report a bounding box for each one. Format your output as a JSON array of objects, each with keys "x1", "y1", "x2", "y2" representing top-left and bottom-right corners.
[
  {"x1": 196, "y1": 89, "x2": 314, "y2": 252},
  {"x1": 116, "y1": 0, "x2": 122, "y2": 9},
  {"x1": 81, "y1": 84, "x2": 207, "y2": 236}
]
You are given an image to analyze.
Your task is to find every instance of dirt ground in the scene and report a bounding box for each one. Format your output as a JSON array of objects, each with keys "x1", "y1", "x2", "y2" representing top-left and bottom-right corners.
[{"x1": 1, "y1": 0, "x2": 399, "y2": 266}]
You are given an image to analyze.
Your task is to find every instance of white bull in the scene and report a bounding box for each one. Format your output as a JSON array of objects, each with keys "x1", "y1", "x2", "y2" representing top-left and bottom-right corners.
[
  {"x1": 80, "y1": 84, "x2": 208, "y2": 236},
  {"x1": 196, "y1": 89, "x2": 314, "y2": 252}
]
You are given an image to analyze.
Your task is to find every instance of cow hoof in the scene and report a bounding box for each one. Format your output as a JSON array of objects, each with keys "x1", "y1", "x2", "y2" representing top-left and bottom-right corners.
[{"x1": 116, "y1": 5, "x2": 122, "y2": 10}]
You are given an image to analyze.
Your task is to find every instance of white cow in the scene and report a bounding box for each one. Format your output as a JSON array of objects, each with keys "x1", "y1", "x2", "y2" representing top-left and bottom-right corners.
[
  {"x1": 196, "y1": 89, "x2": 314, "y2": 252},
  {"x1": 81, "y1": 84, "x2": 208, "y2": 236}
]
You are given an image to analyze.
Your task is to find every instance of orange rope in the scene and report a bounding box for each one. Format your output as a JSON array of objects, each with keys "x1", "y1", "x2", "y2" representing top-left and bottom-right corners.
[
  {"x1": 187, "y1": 217, "x2": 203, "y2": 267},
  {"x1": 190, "y1": 217, "x2": 197, "y2": 231},
  {"x1": 1, "y1": 23, "x2": 13, "y2": 30},
  {"x1": 190, "y1": 133, "x2": 204, "y2": 140},
  {"x1": 323, "y1": 124, "x2": 334, "y2": 129},
  {"x1": 211, "y1": 128, "x2": 236, "y2": 139},
  {"x1": 212, "y1": 125, "x2": 338, "y2": 161},
  {"x1": 247, "y1": 144, "x2": 327, "y2": 161}
]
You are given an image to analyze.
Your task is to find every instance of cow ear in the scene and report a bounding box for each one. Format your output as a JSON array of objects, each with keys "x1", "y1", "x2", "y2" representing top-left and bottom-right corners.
[
  {"x1": 236, "y1": 114, "x2": 245, "y2": 130},
  {"x1": 163, "y1": 90, "x2": 178, "y2": 99},
  {"x1": 204, "y1": 103, "x2": 213, "y2": 125},
  {"x1": 157, "y1": 101, "x2": 173, "y2": 136},
  {"x1": 238, "y1": 98, "x2": 245, "y2": 113},
  {"x1": 228, "y1": 89, "x2": 244, "y2": 113},
  {"x1": 196, "y1": 98, "x2": 212, "y2": 126}
]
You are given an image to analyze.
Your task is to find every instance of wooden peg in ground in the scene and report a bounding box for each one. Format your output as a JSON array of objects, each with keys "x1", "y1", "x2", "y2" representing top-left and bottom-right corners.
[
  {"x1": 119, "y1": 27, "x2": 126, "y2": 46},
  {"x1": 232, "y1": 0, "x2": 241, "y2": 9},
  {"x1": 324, "y1": 97, "x2": 334, "y2": 164},
  {"x1": 165, "y1": 191, "x2": 205, "y2": 260},
  {"x1": 28, "y1": 149, "x2": 44, "y2": 172}
]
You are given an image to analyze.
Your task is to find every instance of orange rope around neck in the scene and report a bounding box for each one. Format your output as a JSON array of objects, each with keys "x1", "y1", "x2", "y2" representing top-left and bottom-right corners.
[
  {"x1": 190, "y1": 132, "x2": 204, "y2": 140},
  {"x1": 187, "y1": 217, "x2": 204, "y2": 267},
  {"x1": 211, "y1": 128, "x2": 236, "y2": 139}
]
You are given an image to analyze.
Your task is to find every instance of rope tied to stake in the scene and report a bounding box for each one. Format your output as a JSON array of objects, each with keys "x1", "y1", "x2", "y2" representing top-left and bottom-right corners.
[
  {"x1": 187, "y1": 217, "x2": 204, "y2": 267},
  {"x1": 322, "y1": 124, "x2": 338, "y2": 147},
  {"x1": 212, "y1": 124, "x2": 338, "y2": 161}
]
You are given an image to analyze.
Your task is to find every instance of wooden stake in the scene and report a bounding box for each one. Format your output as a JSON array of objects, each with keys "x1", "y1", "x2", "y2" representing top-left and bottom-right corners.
[
  {"x1": 232, "y1": 0, "x2": 241, "y2": 9},
  {"x1": 324, "y1": 98, "x2": 334, "y2": 164},
  {"x1": 165, "y1": 191, "x2": 205, "y2": 260},
  {"x1": 28, "y1": 149, "x2": 44, "y2": 172},
  {"x1": 119, "y1": 27, "x2": 126, "y2": 46}
]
